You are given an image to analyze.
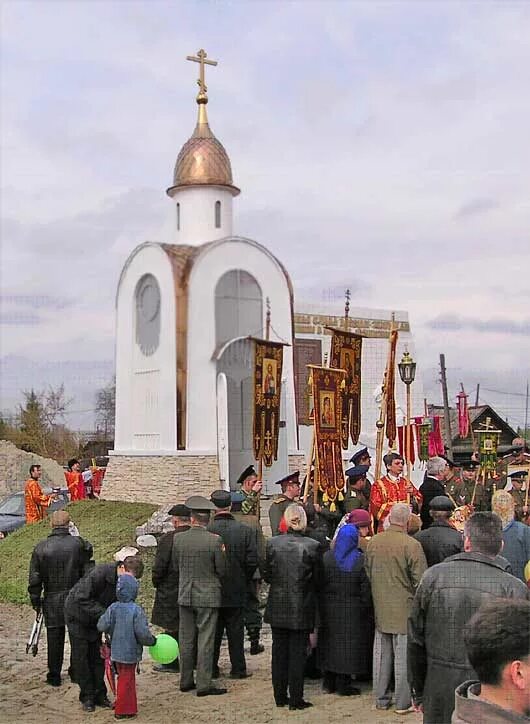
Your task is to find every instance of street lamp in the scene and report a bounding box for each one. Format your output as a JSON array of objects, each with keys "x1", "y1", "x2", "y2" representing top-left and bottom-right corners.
[{"x1": 398, "y1": 350, "x2": 417, "y2": 481}]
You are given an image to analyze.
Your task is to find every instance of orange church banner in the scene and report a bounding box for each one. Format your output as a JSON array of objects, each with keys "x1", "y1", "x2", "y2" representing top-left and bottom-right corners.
[
  {"x1": 252, "y1": 339, "x2": 284, "y2": 467},
  {"x1": 327, "y1": 328, "x2": 363, "y2": 448},
  {"x1": 310, "y1": 365, "x2": 345, "y2": 511}
]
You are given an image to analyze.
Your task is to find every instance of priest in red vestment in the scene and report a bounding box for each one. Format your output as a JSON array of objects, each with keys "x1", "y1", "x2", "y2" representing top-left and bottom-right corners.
[
  {"x1": 64, "y1": 458, "x2": 86, "y2": 501},
  {"x1": 370, "y1": 452, "x2": 422, "y2": 532}
]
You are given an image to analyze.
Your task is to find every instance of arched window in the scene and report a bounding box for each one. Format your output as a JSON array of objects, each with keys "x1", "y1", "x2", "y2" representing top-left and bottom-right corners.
[
  {"x1": 176, "y1": 202, "x2": 181, "y2": 231},
  {"x1": 215, "y1": 270, "x2": 262, "y2": 346},
  {"x1": 215, "y1": 200, "x2": 221, "y2": 229},
  {"x1": 135, "y1": 274, "x2": 161, "y2": 356}
]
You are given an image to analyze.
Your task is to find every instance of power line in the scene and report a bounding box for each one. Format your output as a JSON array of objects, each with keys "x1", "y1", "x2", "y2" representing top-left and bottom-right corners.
[{"x1": 481, "y1": 387, "x2": 527, "y2": 398}]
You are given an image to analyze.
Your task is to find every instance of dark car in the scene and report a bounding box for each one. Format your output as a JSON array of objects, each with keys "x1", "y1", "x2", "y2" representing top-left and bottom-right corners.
[{"x1": 0, "y1": 489, "x2": 69, "y2": 539}]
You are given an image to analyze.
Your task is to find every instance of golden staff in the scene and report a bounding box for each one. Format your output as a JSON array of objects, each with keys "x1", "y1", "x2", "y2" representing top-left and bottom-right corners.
[{"x1": 374, "y1": 314, "x2": 397, "y2": 481}]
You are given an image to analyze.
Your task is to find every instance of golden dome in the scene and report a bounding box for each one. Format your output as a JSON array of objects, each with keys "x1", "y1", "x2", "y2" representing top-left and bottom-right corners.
[{"x1": 167, "y1": 103, "x2": 240, "y2": 197}]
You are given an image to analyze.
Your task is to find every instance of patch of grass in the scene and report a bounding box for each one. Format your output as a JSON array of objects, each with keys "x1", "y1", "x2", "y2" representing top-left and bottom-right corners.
[{"x1": 0, "y1": 500, "x2": 158, "y2": 611}]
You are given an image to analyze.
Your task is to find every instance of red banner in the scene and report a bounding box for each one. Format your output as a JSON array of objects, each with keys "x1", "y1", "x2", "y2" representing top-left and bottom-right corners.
[{"x1": 456, "y1": 391, "x2": 469, "y2": 438}]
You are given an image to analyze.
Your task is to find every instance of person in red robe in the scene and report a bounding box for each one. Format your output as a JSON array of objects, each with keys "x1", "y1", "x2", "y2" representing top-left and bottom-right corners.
[
  {"x1": 25, "y1": 464, "x2": 54, "y2": 523},
  {"x1": 64, "y1": 458, "x2": 86, "y2": 501},
  {"x1": 370, "y1": 452, "x2": 422, "y2": 533}
]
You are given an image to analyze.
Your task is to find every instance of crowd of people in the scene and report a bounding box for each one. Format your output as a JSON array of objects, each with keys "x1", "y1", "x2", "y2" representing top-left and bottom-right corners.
[{"x1": 24, "y1": 438, "x2": 530, "y2": 722}]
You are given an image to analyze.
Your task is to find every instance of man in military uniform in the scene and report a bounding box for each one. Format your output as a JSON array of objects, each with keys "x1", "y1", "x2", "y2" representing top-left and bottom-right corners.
[
  {"x1": 459, "y1": 459, "x2": 483, "y2": 509},
  {"x1": 497, "y1": 438, "x2": 530, "y2": 488},
  {"x1": 151, "y1": 503, "x2": 190, "y2": 673},
  {"x1": 441, "y1": 456, "x2": 470, "y2": 508},
  {"x1": 268, "y1": 471, "x2": 301, "y2": 536},
  {"x1": 233, "y1": 466, "x2": 267, "y2": 656},
  {"x1": 342, "y1": 464, "x2": 370, "y2": 513},
  {"x1": 208, "y1": 490, "x2": 257, "y2": 678},
  {"x1": 506, "y1": 470, "x2": 529, "y2": 522},
  {"x1": 174, "y1": 496, "x2": 227, "y2": 697},
  {"x1": 237, "y1": 465, "x2": 263, "y2": 516}
]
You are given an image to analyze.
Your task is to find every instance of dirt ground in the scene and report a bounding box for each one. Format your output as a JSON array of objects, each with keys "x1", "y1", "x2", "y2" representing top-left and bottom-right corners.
[{"x1": 0, "y1": 603, "x2": 422, "y2": 724}]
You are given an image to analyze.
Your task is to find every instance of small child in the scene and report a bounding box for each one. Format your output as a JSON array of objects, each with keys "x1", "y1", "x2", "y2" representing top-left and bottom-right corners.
[{"x1": 97, "y1": 574, "x2": 156, "y2": 720}]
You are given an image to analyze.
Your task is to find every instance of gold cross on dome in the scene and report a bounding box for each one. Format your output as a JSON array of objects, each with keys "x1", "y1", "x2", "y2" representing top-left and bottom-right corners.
[{"x1": 186, "y1": 48, "x2": 218, "y2": 101}]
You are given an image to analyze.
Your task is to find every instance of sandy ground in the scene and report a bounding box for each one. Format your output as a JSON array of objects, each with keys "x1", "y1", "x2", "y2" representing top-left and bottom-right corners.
[{"x1": 0, "y1": 603, "x2": 422, "y2": 724}]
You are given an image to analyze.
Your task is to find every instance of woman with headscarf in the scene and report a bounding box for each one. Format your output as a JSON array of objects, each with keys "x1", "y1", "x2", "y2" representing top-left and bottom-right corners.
[
  {"x1": 263, "y1": 504, "x2": 322, "y2": 710},
  {"x1": 318, "y1": 524, "x2": 373, "y2": 695}
]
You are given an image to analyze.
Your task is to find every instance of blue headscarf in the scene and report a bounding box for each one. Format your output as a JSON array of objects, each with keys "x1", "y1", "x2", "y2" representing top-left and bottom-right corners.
[{"x1": 334, "y1": 524, "x2": 362, "y2": 572}]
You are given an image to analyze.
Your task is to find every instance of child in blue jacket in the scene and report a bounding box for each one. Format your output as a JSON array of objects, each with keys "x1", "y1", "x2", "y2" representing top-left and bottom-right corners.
[{"x1": 98, "y1": 573, "x2": 156, "y2": 720}]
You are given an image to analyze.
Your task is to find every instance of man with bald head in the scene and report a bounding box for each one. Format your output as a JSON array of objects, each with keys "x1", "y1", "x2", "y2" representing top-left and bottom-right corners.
[{"x1": 28, "y1": 511, "x2": 93, "y2": 687}]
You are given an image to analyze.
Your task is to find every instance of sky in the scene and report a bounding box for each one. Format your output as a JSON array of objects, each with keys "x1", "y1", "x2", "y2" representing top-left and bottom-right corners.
[{"x1": 1, "y1": 0, "x2": 529, "y2": 430}]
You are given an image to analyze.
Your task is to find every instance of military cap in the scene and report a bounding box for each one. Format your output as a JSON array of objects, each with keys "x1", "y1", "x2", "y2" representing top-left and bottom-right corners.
[
  {"x1": 210, "y1": 489, "x2": 232, "y2": 509},
  {"x1": 345, "y1": 464, "x2": 370, "y2": 480},
  {"x1": 508, "y1": 470, "x2": 528, "y2": 480},
  {"x1": 275, "y1": 471, "x2": 300, "y2": 487},
  {"x1": 346, "y1": 509, "x2": 371, "y2": 527},
  {"x1": 429, "y1": 495, "x2": 455, "y2": 512},
  {"x1": 236, "y1": 465, "x2": 256, "y2": 487},
  {"x1": 461, "y1": 459, "x2": 479, "y2": 471},
  {"x1": 184, "y1": 495, "x2": 216, "y2": 511},
  {"x1": 167, "y1": 503, "x2": 191, "y2": 517},
  {"x1": 230, "y1": 491, "x2": 244, "y2": 512},
  {"x1": 349, "y1": 447, "x2": 370, "y2": 465}
]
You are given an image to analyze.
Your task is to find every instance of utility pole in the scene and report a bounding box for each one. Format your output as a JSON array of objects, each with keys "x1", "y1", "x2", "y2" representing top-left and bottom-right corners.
[
  {"x1": 439, "y1": 353, "x2": 453, "y2": 459},
  {"x1": 475, "y1": 383, "x2": 480, "y2": 407},
  {"x1": 524, "y1": 380, "x2": 528, "y2": 442}
]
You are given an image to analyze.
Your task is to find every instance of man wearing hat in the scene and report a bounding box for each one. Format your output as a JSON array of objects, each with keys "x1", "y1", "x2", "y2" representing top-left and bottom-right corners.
[
  {"x1": 268, "y1": 472, "x2": 301, "y2": 536},
  {"x1": 343, "y1": 464, "x2": 370, "y2": 513},
  {"x1": 443, "y1": 457, "x2": 469, "y2": 506},
  {"x1": 506, "y1": 471, "x2": 529, "y2": 522},
  {"x1": 460, "y1": 459, "x2": 488, "y2": 511},
  {"x1": 28, "y1": 511, "x2": 93, "y2": 687},
  {"x1": 237, "y1": 465, "x2": 263, "y2": 516},
  {"x1": 497, "y1": 437, "x2": 530, "y2": 488},
  {"x1": 151, "y1": 503, "x2": 191, "y2": 673},
  {"x1": 208, "y1": 490, "x2": 258, "y2": 679},
  {"x1": 414, "y1": 496, "x2": 463, "y2": 566},
  {"x1": 370, "y1": 453, "x2": 422, "y2": 533},
  {"x1": 64, "y1": 546, "x2": 143, "y2": 712},
  {"x1": 174, "y1": 496, "x2": 227, "y2": 697}
]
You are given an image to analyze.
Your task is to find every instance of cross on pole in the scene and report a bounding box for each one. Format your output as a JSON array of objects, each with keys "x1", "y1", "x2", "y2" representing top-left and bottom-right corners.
[{"x1": 186, "y1": 48, "x2": 218, "y2": 101}]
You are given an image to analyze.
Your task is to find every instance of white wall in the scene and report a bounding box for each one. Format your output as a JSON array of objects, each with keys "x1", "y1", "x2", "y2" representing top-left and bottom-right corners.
[
  {"x1": 172, "y1": 186, "x2": 234, "y2": 246},
  {"x1": 186, "y1": 237, "x2": 299, "y2": 454},
  {"x1": 114, "y1": 243, "x2": 177, "y2": 453}
]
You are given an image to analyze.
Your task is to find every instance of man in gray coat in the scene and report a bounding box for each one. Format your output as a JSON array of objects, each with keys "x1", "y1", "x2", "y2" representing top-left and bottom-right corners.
[
  {"x1": 173, "y1": 496, "x2": 227, "y2": 697},
  {"x1": 408, "y1": 512, "x2": 528, "y2": 724},
  {"x1": 365, "y1": 503, "x2": 427, "y2": 715}
]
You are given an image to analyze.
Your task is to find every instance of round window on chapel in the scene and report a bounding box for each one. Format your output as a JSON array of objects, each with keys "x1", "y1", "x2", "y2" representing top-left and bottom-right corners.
[{"x1": 135, "y1": 274, "x2": 161, "y2": 355}]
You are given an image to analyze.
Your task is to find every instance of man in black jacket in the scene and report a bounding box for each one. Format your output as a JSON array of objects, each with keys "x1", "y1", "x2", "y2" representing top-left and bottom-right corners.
[
  {"x1": 419, "y1": 456, "x2": 448, "y2": 529},
  {"x1": 151, "y1": 503, "x2": 191, "y2": 673},
  {"x1": 209, "y1": 490, "x2": 258, "y2": 679},
  {"x1": 414, "y1": 496, "x2": 463, "y2": 566},
  {"x1": 64, "y1": 547, "x2": 143, "y2": 712},
  {"x1": 408, "y1": 512, "x2": 528, "y2": 724},
  {"x1": 28, "y1": 510, "x2": 93, "y2": 687}
]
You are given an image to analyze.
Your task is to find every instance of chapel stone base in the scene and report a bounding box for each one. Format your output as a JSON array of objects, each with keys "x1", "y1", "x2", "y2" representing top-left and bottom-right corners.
[{"x1": 100, "y1": 453, "x2": 220, "y2": 505}]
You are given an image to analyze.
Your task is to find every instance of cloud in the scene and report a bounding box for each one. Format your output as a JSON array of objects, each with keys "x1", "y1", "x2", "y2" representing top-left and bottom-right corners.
[
  {"x1": 428, "y1": 314, "x2": 530, "y2": 336},
  {"x1": 454, "y1": 197, "x2": 499, "y2": 220},
  {"x1": 0, "y1": 294, "x2": 73, "y2": 310}
]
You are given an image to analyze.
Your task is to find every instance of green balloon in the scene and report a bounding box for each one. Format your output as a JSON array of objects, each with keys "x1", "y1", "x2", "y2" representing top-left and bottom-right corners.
[{"x1": 149, "y1": 634, "x2": 179, "y2": 664}]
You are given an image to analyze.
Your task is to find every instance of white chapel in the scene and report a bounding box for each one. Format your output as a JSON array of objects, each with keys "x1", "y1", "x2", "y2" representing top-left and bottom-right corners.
[{"x1": 102, "y1": 50, "x2": 302, "y2": 505}]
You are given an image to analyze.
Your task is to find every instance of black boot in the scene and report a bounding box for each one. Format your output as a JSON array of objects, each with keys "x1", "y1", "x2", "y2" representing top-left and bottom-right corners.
[{"x1": 249, "y1": 634, "x2": 264, "y2": 655}]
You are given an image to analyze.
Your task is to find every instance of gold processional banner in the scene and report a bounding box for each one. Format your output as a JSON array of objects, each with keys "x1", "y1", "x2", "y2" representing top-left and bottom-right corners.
[
  {"x1": 252, "y1": 339, "x2": 284, "y2": 467},
  {"x1": 327, "y1": 328, "x2": 363, "y2": 448},
  {"x1": 310, "y1": 365, "x2": 345, "y2": 511},
  {"x1": 385, "y1": 329, "x2": 398, "y2": 447}
]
